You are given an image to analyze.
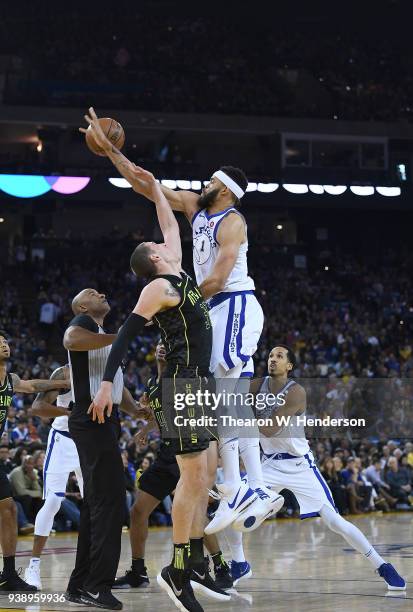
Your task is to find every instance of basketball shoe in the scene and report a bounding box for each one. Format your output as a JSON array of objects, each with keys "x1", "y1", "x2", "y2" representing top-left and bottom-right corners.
[
  {"x1": 204, "y1": 480, "x2": 258, "y2": 534},
  {"x1": 378, "y1": 563, "x2": 406, "y2": 590},
  {"x1": 232, "y1": 486, "x2": 284, "y2": 532},
  {"x1": 230, "y1": 561, "x2": 252, "y2": 586}
]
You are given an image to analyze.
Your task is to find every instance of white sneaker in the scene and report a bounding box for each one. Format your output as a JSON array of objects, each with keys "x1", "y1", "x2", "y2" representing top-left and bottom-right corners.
[
  {"x1": 232, "y1": 487, "x2": 284, "y2": 532},
  {"x1": 205, "y1": 480, "x2": 258, "y2": 535},
  {"x1": 24, "y1": 565, "x2": 42, "y2": 590}
]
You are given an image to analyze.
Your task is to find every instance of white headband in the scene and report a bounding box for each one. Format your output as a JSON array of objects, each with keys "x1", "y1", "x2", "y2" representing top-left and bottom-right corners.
[{"x1": 213, "y1": 170, "x2": 245, "y2": 199}]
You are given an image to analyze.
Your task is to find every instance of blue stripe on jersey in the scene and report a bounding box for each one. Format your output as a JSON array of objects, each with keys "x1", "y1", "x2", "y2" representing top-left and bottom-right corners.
[
  {"x1": 236, "y1": 294, "x2": 249, "y2": 362},
  {"x1": 43, "y1": 429, "x2": 57, "y2": 497},
  {"x1": 300, "y1": 511, "x2": 321, "y2": 520},
  {"x1": 191, "y1": 208, "x2": 203, "y2": 225},
  {"x1": 240, "y1": 371, "x2": 254, "y2": 378},
  {"x1": 209, "y1": 290, "x2": 254, "y2": 310},
  {"x1": 305, "y1": 453, "x2": 337, "y2": 511},
  {"x1": 223, "y1": 296, "x2": 236, "y2": 369}
]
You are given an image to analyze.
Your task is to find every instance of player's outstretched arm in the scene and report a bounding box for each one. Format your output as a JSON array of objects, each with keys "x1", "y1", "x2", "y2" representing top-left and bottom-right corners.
[
  {"x1": 10, "y1": 372, "x2": 70, "y2": 394},
  {"x1": 133, "y1": 166, "x2": 182, "y2": 261},
  {"x1": 90, "y1": 279, "x2": 180, "y2": 424},
  {"x1": 80, "y1": 107, "x2": 200, "y2": 220},
  {"x1": 30, "y1": 365, "x2": 71, "y2": 417}
]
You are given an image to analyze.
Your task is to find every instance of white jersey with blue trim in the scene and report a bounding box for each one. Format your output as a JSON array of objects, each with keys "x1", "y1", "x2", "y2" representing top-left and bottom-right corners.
[
  {"x1": 51, "y1": 389, "x2": 72, "y2": 433},
  {"x1": 192, "y1": 207, "x2": 255, "y2": 293},
  {"x1": 258, "y1": 377, "x2": 310, "y2": 457}
]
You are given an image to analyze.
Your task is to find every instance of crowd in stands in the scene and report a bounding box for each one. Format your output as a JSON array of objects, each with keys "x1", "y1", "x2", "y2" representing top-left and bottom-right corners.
[
  {"x1": 1, "y1": 6, "x2": 413, "y2": 122},
  {"x1": 1, "y1": 233, "x2": 413, "y2": 530}
]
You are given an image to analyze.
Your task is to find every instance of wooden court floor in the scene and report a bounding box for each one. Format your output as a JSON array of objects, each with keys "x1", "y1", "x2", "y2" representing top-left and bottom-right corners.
[{"x1": 1, "y1": 512, "x2": 412, "y2": 612}]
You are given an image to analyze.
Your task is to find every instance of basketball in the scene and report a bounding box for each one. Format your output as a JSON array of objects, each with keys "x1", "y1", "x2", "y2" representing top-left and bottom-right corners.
[{"x1": 85, "y1": 117, "x2": 125, "y2": 156}]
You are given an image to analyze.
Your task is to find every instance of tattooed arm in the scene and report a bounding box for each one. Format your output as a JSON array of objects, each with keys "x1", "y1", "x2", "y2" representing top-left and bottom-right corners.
[
  {"x1": 11, "y1": 372, "x2": 71, "y2": 395},
  {"x1": 30, "y1": 365, "x2": 71, "y2": 417}
]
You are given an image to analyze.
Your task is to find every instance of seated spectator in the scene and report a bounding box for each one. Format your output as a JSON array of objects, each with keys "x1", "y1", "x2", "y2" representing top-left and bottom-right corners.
[
  {"x1": 341, "y1": 457, "x2": 371, "y2": 514},
  {"x1": 320, "y1": 457, "x2": 347, "y2": 515},
  {"x1": 0, "y1": 445, "x2": 14, "y2": 474},
  {"x1": 363, "y1": 456, "x2": 397, "y2": 510},
  {"x1": 11, "y1": 418, "x2": 30, "y2": 445},
  {"x1": 9, "y1": 454, "x2": 43, "y2": 523},
  {"x1": 385, "y1": 457, "x2": 413, "y2": 507}
]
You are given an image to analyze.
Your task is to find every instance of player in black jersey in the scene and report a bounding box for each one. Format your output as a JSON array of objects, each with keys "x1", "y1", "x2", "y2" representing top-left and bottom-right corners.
[
  {"x1": 114, "y1": 343, "x2": 233, "y2": 595},
  {"x1": 88, "y1": 161, "x2": 223, "y2": 612},
  {"x1": 0, "y1": 330, "x2": 70, "y2": 591}
]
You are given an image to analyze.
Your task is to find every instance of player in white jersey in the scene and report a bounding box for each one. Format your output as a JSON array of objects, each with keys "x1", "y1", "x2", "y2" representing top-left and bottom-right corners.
[
  {"x1": 78, "y1": 111, "x2": 281, "y2": 539},
  {"x1": 24, "y1": 364, "x2": 83, "y2": 589},
  {"x1": 247, "y1": 344, "x2": 406, "y2": 591}
]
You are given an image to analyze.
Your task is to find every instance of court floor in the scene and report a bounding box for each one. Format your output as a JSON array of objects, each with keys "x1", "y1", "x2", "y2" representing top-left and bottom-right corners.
[{"x1": 1, "y1": 512, "x2": 412, "y2": 612}]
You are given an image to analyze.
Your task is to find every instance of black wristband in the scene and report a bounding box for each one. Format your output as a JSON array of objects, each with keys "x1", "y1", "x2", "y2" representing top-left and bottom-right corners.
[{"x1": 102, "y1": 313, "x2": 149, "y2": 383}]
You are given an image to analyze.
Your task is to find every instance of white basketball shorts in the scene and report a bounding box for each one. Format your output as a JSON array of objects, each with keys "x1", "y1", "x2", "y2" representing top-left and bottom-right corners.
[
  {"x1": 43, "y1": 428, "x2": 83, "y2": 498},
  {"x1": 261, "y1": 450, "x2": 338, "y2": 518},
  {"x1": 208, "y1": 290, "x2": 264, "y2": 375}
]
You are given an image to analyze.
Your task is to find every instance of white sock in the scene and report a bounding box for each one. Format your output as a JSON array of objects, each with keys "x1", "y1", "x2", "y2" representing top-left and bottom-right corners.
[
  {"x1": 223, "y1": 527, "x2": 245, "y2": 563},
  {"x1": 219, "y1": 438, "x2": 242, "y2": 491},
  {"x1": 320, "y1": 505, "x2": 385, "y2": 569},
  {"x1": 364, "y1": 547, "x2": 386, "y2": 570},
  {"x1": 29, "y1": 557, "x2": 40, "y2": 568},
  {"x1": 239, "y1": 438, "x2": 265, "y2": 490}
]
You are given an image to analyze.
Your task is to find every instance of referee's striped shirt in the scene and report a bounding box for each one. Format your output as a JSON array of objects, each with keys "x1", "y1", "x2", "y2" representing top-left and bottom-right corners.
[{"x1": 67, "y1": 314, "x2": 123, "y2": 413}]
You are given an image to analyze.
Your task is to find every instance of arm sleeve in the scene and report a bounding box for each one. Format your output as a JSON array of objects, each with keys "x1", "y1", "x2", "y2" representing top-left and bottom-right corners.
[
  {"x1": 68, "y1": 314, "x2": 99, "y2": 332},
  {"x1": 102, "y1": 313, "x2": 149, "y2": 383}
]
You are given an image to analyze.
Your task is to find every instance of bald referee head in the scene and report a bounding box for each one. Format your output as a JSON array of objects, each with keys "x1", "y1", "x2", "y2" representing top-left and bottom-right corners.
[{"x1": 71, "y1": 288, "x2": 110, "y2": 319}]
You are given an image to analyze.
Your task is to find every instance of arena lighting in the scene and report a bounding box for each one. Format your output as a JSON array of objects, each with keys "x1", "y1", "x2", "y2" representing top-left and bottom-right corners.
[
  {"x1": 105, "y1": 177, "x2": 399, "y2": 199},
  {"x1": 0, "y1": 218, "x2": 4, "y2": 223},
  {"x1": 282, "y1": 184, "x2": 309, "y2": 194},
  {"x1": 350, "y1": 186, "x2": 375, "y2": 196},
  {"x1": 108, "y1": 177, "x2": 132, "y2": 188},
  {"x1": 309, "y1": 184, "x2": 324, "y2": 194},
  {"x1": 323, "y1": 185, "x2": 347, "y2": 195},
  {"x1": 176, "y1": 180, "x2": 191, "y2": 190},
  {"x1": 276, "y1": 224, "x2": 283, "y2": 230},
  {"x1": 257, "y1": 183, "x2": 279, "y2": 192},
  {"x1": 161, "y1": 179, "x2": 177, "y2": 189},
  {"x1": 0, "y1": 175, "x2": 90, "y2": 198},
  {"x1": 376, "y1": 187, "x2": 401, "y2": 197}
]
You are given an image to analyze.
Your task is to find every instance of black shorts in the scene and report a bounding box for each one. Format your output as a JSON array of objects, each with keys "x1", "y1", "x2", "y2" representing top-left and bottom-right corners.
[
  {"x1": 138, "y1": 458, "x2": 180, "y2": 500},
  {"x1": 0, "y1": 466, "x2": 12, "y2": 501},
  {"x1": 161, "y1": 364, "x2": 217, "y2": 455}
]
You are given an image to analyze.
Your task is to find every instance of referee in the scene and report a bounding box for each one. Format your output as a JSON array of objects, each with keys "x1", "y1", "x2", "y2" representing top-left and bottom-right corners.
[{"x1": 63, "y1": 288, "x2": 125, "y2": 610}]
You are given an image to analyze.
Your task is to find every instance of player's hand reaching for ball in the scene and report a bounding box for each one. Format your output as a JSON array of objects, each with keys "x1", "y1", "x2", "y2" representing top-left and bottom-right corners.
[
  {"x1": 80, "y1": 107, "x2": 111, "y2": 153},
  {"x1": 130, "y1": 165, "x2": 162, "y2": 200},
  {"x1": 88, "y1": 381, "x2": 113, "y2": 424}
]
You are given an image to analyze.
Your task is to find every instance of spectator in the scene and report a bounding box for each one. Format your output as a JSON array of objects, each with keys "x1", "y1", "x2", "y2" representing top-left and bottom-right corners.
[
  {"x1": 0, "y1": 445, "x2": 14, "y2": 474},
  {"x1": 9, "y1": 455, "x2": 43, "y2": 523},
  {"x1": 320, "y1": 457, "x2": 347, "y2": 514},
  {"x1": 11, "y1": 418, "x2": 30, "y2": 445},
  {"x1": 384, "y1": 457, "x2": 413, "y2": 508}
]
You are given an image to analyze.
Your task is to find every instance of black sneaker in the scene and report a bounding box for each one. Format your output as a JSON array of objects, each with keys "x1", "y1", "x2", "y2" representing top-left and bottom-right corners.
[
  {"x1": 0, "y1": 569, "x2": 37, "y2": 591},
  {"x1": 113, "y1": 568, "x2": 149, "y2": 589},
  {"x1": 80, "y1": 590, "x2": 123, "y2": 610},
  {"x1": 157, "y1": 566, "x2": 204, "y2": 612},
  {"x1": 190, "y1": 558, "x2": 231, "y2": 602},
  {"x1": 214, "y1": 562, "x2": 234, "y2": 590},
  {"x1": 65, "y1": 589, "x2": 89, "y2": 605}
]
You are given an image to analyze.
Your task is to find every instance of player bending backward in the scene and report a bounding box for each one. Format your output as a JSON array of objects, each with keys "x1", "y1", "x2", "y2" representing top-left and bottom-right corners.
[{"x1": 249, "y1": 344, "x2": 405, "y2": 591}]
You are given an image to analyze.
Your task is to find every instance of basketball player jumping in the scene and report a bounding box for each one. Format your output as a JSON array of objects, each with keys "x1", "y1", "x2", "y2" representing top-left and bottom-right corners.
[
  {"x1": 114, "y1": 342, "x2": 233, "y2": 595},
  {"x1": 81, "y1": 109, "x2": 281, "y2": 553},
  {"x1": 0, "y1": 330, "x2": 70, "y2": 591},
  {"x1": 91, "y1": 166, "x2": 228, "y2": 612},
  {"x1": 251, "y1": 344, "x2": 406, "y2": 591}
]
